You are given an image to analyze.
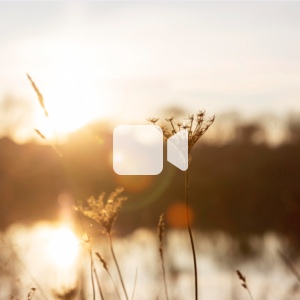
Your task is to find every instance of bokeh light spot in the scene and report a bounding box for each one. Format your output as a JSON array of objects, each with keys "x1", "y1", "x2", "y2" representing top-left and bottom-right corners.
[{"x1": 166, "y1": 202, "x2": 194, "y2": 228}]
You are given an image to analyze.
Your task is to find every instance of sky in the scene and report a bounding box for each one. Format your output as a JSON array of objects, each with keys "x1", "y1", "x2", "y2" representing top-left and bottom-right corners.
[{"x1": 0, "y1": 2, "x2": 300, "y2": 141}]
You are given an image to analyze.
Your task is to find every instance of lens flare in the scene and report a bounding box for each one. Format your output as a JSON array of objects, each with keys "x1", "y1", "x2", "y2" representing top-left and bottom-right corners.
[{"x1": 166, "y1": 203, "x2": 194, "y2": 228}]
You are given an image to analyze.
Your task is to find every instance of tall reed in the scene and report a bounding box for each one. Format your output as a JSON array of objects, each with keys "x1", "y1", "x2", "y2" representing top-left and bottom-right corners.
[
  {"x1": 149, "y1": 111, "x2": 215, "y2": 300},
  {"x1": 76, "y1": 188, "x2": 129, "y2": 300},
  {"x1": 157, "y1": 214, "x2": 169, "y2": 300}
]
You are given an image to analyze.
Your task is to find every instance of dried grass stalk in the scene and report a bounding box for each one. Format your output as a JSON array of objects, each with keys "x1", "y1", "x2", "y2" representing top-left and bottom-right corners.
[
  {"x1": 236, "y1": 270, "x2": 254, "y2": 300},
  {"x1": 95, "y1": 252, "x2": 122, "y2": 300},
  {"x1": 157, "y1": 214, "x2": 169, "y2": 300},
  {"x1": 27, "y1": 74, "x2": 48, "y2": 117}
]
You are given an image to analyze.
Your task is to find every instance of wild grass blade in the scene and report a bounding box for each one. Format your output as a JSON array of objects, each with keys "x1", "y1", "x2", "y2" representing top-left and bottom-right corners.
[
  {"x1": 26, "y1": 73, "x2": 48, "y2": 118},
  {"x1": 89, "y1": 243, "x2": 96, "y2": 300},
  {"x1": 158, "y1": 214, "x2": 169, "y2": 300},
  {"x1": 95, "y1": 252, "x2": 122, "y2": 300},
  {"x1": 109, "y1": 234, "x2": 129, "y2": 300},
  {"x1": 93, "y1": 268, "x2": 105, "y2": 300},
  {"x1": 27, "y1": 288, "x2": 36, "y2": 300},
  {"x1": 236, "y1": 270, "x2": 254, "y2": 300},
  {"x1": 185, "y1": 169, "x2": 198, "y2": 300},
  {"x1": 131, "y1": 267, "x2": 138, "y2": 300},
  {"x1": 34, "y1": 129, "x2": 63, "y2": 158},
  {"x1": 278, "y1": 250, "x2": 300, "y2": 283}
]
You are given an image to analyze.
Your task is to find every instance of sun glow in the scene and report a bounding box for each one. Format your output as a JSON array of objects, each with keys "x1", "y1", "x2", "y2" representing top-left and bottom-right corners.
[
  {"x1": 46, "y1": 226, "x2": 79, "y2": 268},
  {"x1": 30, "y1": 41, "x2": 113, "y2": 136}
]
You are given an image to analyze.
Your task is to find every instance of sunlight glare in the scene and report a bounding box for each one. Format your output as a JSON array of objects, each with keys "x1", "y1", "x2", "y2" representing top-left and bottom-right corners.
[
  {"x1": 46, "y1": 226, "x2": 79, "y2": 268},
  {"x1": 32, "y1": 41, "x2": 113, "y2": 136}
]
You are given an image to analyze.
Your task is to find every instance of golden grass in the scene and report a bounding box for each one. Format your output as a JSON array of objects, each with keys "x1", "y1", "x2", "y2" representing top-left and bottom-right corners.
[{"x1": 27, "y1": 74, "x2": 48, "y2": 118}]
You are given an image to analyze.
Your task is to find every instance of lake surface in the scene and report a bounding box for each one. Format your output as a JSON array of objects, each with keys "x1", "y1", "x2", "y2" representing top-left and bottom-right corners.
[{"x1": 0, "y1": 222, "x2": 299, "y2": 300}]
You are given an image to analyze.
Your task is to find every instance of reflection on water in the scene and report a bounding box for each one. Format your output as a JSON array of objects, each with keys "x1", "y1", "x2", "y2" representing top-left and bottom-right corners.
[
  {"x1": 0, "y1": 222, "x2": 81, "y2": 299},
  {"x1": 46, "y1": 226, "x2": 79, "y2": 268},
  {"x1": 0, "y1": 223, "x2": 299, "y2": 300}
]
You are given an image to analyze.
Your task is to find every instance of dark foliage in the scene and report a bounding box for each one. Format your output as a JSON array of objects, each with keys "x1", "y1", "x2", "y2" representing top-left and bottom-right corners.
[{"x1": 1, "y1": 122, "x2": 300, "y2": 242}]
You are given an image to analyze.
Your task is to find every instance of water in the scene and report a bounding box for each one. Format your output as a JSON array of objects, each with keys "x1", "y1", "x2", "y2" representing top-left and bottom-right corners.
[{"x1": 0, "y1": 222, "x2": 299, "y2": 300}]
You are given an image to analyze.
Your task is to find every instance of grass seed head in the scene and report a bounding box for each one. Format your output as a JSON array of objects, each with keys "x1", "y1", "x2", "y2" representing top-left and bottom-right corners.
[
  {"x1": 158, "y1": 213, "x2": 165, "y2": 254},
  {"x1": 27, "y1": 73, "x2": 49, "y2": 117},
  {"x1": 76, "y1": 187, "x2": 127, "y2": 235},
  {"x1": 149, "y1": 110, "x2": 215, "y2": 155},
  {"x1": 236, "y1": 270, "x2": 254, "y2": 300},
  {"x1": 95, "y1": 252, "x2": 108, "y2": 271}
]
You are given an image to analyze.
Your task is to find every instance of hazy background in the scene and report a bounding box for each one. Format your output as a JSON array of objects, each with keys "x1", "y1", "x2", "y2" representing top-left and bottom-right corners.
[{"x1": 0, "y1": 2, "x2": 300, "y2": 141}]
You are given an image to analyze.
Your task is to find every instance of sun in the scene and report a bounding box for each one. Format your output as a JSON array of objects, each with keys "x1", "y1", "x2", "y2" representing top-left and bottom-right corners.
[
  {"x1": 32, "y1": 41, "x2": 113, "y2": 137},
  {"x1": 34, "y1": 73, "x2": 112, "y2": 137},
  {"x1": 46, "y1": 226, "x2": 79, "y2": 268}
]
